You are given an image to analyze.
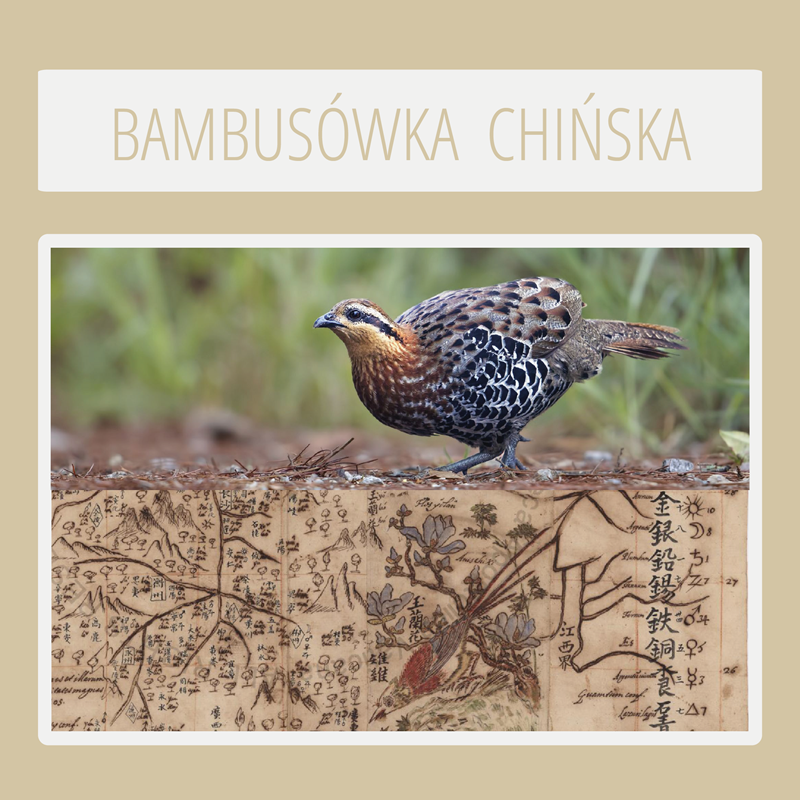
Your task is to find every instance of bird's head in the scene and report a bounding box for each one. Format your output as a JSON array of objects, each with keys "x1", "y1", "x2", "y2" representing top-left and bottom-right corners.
[
  {"x1": 512, "y1": 663, "x2": 541, "y2": 709},
  {"x1": 314, "y1": 299, "x2": 408, "y2": 358},
  {"x1": 369, "y1": 677, "x2": 413, "y2": 724}
]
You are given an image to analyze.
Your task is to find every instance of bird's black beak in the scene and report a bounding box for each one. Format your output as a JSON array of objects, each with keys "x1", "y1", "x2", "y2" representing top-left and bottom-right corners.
[{"x1": 314, "y1": 312, "x2": 343, "y2": 330}]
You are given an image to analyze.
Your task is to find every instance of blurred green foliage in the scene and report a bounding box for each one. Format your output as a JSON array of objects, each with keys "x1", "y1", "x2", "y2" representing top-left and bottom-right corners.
[{"x1": 51, "y1": 247, "x2": 749, "y2": 455}]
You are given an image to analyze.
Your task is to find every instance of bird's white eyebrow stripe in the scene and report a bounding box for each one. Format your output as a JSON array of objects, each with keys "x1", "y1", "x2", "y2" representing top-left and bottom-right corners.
[
  {"x1": 344, "y1": 303, "x2": 402, "y2": 339},
  {"x1": 347, "y1": 302, "x2": 391, "y2": 324}
]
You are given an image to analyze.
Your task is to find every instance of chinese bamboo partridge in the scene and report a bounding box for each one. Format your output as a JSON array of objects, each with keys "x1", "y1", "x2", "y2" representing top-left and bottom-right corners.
[{"x1": 314, "y1": 277, "x2": 684, "y2": 473}]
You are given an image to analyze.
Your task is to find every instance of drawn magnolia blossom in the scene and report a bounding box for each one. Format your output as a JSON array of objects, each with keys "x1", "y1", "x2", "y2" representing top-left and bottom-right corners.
[
  {"x1": 375, "y1": 614, "x2": 406, "y2": 647},
  {"x1": 385, "y1": 546, "x2": 403, "y2": 577},
  {"x1": 485, "y1": 612, "x2": 541, "y2": 648},
  {"x1": 400, "y1": 514, "x2": 466, "y2": 559},
  {"x1": 367, "y1": 584, "x2": 413, "y2": 626}
]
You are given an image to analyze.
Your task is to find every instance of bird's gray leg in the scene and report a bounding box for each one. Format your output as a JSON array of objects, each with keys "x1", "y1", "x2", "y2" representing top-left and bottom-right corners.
[
  {"x1": 437, "y1": 449, "x2": 501, "y2": 474},
  {"x1": 500, "y1": 432, "x2": 528, "y2": 471}
]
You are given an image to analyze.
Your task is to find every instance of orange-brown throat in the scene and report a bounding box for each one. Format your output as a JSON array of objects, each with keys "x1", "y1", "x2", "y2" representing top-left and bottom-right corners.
[
  {"x1": 343, "y1": 325, "x2": 424, "y2": 417},
  {"x1": 328, "y1": 316, "x2": 414, "y2": 362},
  {"x1": 315, "y1": 299, "x2": 433, "y2": 431}
]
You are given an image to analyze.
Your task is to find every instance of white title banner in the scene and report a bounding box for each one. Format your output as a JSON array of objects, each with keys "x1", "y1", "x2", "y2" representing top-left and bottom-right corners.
[{"x1": 38, "y1": 70, "x2": 761, "y2": 192}]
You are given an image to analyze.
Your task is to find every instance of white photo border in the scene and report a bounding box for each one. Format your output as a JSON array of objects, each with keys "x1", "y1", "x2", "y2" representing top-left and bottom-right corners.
[{"x1": 39, "y1": 234, "x2": 762, "y2": 745}]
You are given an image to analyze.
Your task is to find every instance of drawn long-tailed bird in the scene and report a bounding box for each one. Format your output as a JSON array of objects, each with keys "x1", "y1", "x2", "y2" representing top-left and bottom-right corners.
[
  {"x1": 369, "y1": 542, "x2": 544, "y2": 723},
  {"x1": 314, "y1": 276, "x2": 684, "y2": 473}
]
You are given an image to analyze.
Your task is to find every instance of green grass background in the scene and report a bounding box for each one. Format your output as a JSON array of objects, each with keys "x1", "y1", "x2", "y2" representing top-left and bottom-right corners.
[{"x1": 51, "y1": 247, "x2": 750, "y2": 456}]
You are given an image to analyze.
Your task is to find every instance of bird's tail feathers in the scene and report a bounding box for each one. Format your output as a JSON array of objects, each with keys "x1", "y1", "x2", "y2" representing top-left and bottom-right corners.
[{"x1": 594, "y1": 320, "x2": 686, "y2": 360}]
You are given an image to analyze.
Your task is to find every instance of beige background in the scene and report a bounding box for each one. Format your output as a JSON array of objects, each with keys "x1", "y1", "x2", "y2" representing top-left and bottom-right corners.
[{"x1": 5, "y1": 0, "x2": 792, "y2": 796}]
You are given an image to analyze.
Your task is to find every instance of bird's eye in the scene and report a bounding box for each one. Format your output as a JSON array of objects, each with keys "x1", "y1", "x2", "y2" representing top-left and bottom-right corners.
[
  {"x1": 346, "y1": 308, "x2": 363, "y2": 321},
  {"x1": 383, "y1": 695, "x2": 394, "y2": 707}
]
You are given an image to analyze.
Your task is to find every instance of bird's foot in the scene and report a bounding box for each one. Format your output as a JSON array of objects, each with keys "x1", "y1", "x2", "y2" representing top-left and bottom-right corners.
[
  {"x1": 500, "y1": 433, "x2": 528, "y2": 471},
  {"x1": 501, "y1": 457, "x2": 527, "y2": 471},
  {"x1": 437, "y1": 451, "x2": 500, "y2": 474},
  {"x1": 449, "y1": 675, "x2": 482, "y2": 698}
]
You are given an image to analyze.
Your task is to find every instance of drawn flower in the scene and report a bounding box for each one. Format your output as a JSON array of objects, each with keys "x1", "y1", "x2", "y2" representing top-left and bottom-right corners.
[
  {"x1": 400, "y1": 514, "x2": 466, "y2": 556},
  {"x1": 464, "y1": 565, "x2": 482, "y2": 590},
  {"x1": 389, "y1": 504, "x2": 413, "y2": 529},
  {"x1": 435, "y1": 555, "x2": 453, "y2": 572},
  {"x1": 420, "y1": 605, "x2": 447, "y2": 634},
  {"x1": 388, "y1": 615, "x2": 406, "y2": 634},
  {"x1": 385, "y1": 546, "x2": 403, "y2": 576},
  {"x1": 486, "y1": 612, "x2": 540, "y2": 648},
  {"x1": 367, "y1": 583, "x2": 413, "y2": 624}
]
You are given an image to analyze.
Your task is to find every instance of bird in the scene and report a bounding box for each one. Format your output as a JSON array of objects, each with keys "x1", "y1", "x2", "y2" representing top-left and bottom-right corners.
[
  {"x1": 369, "y1": 539, "x2": 543, "y2": 723},
  {"x1": 369, "y1": 615, "x2": 477, "y2": 723},
  {"x1": 314, "y1": 276, "x2": 685, "y2": 473}
]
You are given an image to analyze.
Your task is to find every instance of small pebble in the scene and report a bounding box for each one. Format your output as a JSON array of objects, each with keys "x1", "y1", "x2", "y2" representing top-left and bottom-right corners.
[
  {"x1": 361, "y1": 475, "x2": 384, "y2": 485},
  {"x1": 535, "y1": 468, "x2": 557, "y2": 481},
  {"x1": 584, "y1": 450, "x2": 613, "y2": 463},
  {"x1": 229, "y1": 464, "x2": 246, "y2": 474},
  {"x1": 706, "y1": 474, "x2": 731, "y2": 484},
  {"x1": 662, "y1": 458, "x2": 695, "y2": 474}
]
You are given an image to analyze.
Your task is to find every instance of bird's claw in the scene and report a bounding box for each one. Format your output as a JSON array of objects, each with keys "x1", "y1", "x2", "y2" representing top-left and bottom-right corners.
[{"x1": 434, "y1": 463, "x2": 469, "y2": 475}]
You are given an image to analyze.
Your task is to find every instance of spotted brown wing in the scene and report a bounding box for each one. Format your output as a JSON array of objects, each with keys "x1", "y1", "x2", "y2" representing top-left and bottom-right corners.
[
  {"x1": 396, "y1": 278, "x2": 583, "y2": 451},
  {"x1": 398, "y1": 276, "x2": 584, "y2": 358}
]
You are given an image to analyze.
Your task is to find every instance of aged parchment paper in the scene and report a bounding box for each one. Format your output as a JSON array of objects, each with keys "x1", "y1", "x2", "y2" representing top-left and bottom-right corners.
[{"x1": 50, "y1": 488, "x2": 747, "y2": 731}]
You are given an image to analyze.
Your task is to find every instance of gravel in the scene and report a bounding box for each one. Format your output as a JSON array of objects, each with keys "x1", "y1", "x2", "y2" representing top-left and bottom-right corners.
[
  {"x1": 662, "y1": 458, "x2": 695, "y2": 474},
  {"x1": 535, "y1": 468, "x2": 558, "y2": 481}
]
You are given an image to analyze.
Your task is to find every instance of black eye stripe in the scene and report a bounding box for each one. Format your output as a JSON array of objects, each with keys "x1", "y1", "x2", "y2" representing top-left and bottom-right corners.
[{"x1": 350, "y1": 312, "x2": 403, "y2": 342}]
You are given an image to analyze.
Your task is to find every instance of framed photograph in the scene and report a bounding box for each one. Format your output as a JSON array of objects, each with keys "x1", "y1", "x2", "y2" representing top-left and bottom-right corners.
[{"x1": 43, "y1": 234, "x2": 759, "y2": 741}]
